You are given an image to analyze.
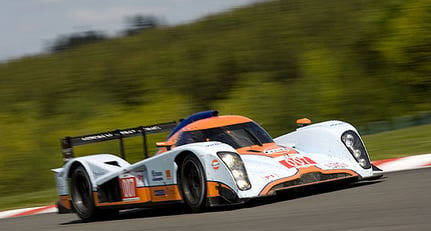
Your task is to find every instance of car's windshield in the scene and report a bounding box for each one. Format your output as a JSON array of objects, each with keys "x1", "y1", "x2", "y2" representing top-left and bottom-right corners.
[{"x1": 176, "y1": 122, "x2": 273, "y2": 148}]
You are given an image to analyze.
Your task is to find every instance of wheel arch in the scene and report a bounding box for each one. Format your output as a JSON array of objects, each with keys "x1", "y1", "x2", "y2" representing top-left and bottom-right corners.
[
  {"x1": 66, "y1": 160, "x2": 98, "y2": 191},
  {"x1": 175, "y1": 150, "x2": 203, "y2": 170},
  {"x1": 67, "y1": 161, "x2": 84, "y2": 178}
]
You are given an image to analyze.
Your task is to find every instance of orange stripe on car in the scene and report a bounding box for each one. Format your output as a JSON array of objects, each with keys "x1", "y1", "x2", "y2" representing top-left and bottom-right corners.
[
  {"x1": 150, "y1": 185, "x2": 182, "y2": 202},
  {"x1": 206, "y1": 181, "x2": 234, "y2": 197},
  {"x1": 59, "y1": 195, "x2": 72, "y2": 210}
]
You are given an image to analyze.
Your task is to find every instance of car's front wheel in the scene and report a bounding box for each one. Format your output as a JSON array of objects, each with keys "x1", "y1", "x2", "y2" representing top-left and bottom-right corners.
[{"x1": 178, "y1": 154, "x2": 207, "y2": 212}]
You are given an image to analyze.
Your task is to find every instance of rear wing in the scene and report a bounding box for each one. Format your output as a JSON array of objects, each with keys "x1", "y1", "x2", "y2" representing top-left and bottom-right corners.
[{"x1": 60, "y1": 121, "x2": 177, "y2": 162}]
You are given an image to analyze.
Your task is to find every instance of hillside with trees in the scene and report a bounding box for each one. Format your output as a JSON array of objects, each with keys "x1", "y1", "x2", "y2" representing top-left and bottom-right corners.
[{"x1": 0, "y1": 0, "x2": 430, "y2": 198}]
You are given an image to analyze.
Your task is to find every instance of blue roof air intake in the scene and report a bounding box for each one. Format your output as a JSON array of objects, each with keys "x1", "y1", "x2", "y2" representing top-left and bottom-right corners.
[{"x1": 167, "y1": 110, "x2": 218, "y2": 138}]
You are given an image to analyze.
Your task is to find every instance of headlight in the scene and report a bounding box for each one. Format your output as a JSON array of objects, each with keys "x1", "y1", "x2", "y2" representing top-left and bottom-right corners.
[
  {"x1": 236, "y1": 179, "x2": 250, "y2": 190},
  {"x1": 217, "y1": 152, "x2": 251, "y2": 191},
  {"x1": 344, "y1": 134, "x2": 354, "y2": 148},
  {"x1": 341, "y1": 131, "x2": 371, "y2": 169},
  {"x1": 353, "y1": 149, "x2": 362, "y2": 159},
  {"x1": 231, "y1": 169, "x2": 244, "y2": 178},
  {"x1": 220, "y1": 154, "x2": 237, "y2": 169}
]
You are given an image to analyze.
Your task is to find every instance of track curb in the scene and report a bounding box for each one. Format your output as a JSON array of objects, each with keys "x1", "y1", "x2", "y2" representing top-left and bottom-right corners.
[
  {"x1": 0, "y1": 205, "x2": 57, "y2": 219},
  {"x1": 372, "y1": 153, "x2": 431, "y2": 172}
]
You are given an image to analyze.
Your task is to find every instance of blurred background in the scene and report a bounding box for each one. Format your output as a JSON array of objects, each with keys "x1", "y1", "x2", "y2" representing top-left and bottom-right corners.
[{"x1": 0, "y1": 0, "x2": 430, "y2": 208}]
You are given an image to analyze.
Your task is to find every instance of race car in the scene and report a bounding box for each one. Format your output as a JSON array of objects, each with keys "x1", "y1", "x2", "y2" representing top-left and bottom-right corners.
[{"x1": 52, "y1": 110, "x2": 383, "y2": 221}]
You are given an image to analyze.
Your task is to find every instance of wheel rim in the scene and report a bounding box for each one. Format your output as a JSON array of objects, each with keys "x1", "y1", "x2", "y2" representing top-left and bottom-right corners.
[{"x1": 183, "y1": 161, "x2": 202, "y2": 204}]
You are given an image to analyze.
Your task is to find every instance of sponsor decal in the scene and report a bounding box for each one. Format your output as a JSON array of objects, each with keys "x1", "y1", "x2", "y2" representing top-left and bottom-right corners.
[
  {"x1": 165, "y1": 170, "x2": 172, "y2": 180},
  {"x1": 119, "y1": 129, "x2": 137, "y2": 135},
  {"x1": 279, "y1": 156, "x2": 317, "y2": 169},
  {"x1": 262, "y1": 174, "x2": 278, "y2": 181},
  {"x1": 330, "y1": 122, "x2": 344, "y2": 127},
  {"x1": 325, "y1": 162, "x2": 349, "y2": 169},
  {"x1": 152, "y1": 170, "x2": 164, "y2": 181},
  {"x1": 154, "y1": 190, "x2": 166, "y2": 196},
  {"x1": 119, "y1": 177, "x2": 139, "y2": 201},
  {"x1": 205, "y1": 142, "x2": 222, "y2": 147},
  {"x1": 136, "y1": 172, "x2": 145, "y2": 187},
  {"x1": 81, "y1": 133, "x2": 113, "y2": 141},
  {"x1": 264, "y1": 147, "x2": 289, "y2": 154},
  {"x1": 144, "y1": 126, "x2": 162, "y2": 132},
  {"x1": 211, "y1": 159, "x2": 220, "y2": 170}
]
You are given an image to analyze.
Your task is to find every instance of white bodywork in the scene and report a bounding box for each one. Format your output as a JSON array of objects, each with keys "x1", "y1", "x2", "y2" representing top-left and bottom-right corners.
[
  {"x1": 53, "y1": 120, "x2": 381, "y2": 203},
  {"x1": 274, "y1": 120, "x2": 376, "y2": 178}
]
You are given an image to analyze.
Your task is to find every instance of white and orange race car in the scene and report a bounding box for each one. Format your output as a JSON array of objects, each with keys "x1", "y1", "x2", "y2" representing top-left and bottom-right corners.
[{"x1": 53, "y1": 110, "x2": 383, "y2": 221}]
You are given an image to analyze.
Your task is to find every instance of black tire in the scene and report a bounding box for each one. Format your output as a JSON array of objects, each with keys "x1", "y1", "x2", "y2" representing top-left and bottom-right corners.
[
  {"x1": 178, "y1": 154, "x2": 207, "y2": 212},
  {"x1": 71, "y1": 165, "x2": 98, "y2": 221}
]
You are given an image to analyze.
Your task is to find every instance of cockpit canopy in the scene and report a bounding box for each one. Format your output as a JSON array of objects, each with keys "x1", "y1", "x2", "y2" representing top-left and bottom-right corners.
[{"x1": 176, "y1": 121, "x2": 274, "y2": 149}]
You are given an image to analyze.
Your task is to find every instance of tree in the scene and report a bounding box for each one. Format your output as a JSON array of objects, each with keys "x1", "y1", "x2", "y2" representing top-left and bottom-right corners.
[
  {"x1": 50, "y1": 30, "x2": 107, "y2": 52},
  {"x1": 378, "y1": 0, "x2": 431, "y2": 109},
  {"x1": 124, "y1": 15, "x2": 161, "y2": 36}
]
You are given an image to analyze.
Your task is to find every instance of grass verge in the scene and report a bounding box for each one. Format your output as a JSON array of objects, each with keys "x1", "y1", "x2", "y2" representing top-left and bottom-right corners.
[
  {"x1": 0, "y1": 188, "x2": 57, "y2": 211},
  {"x1": 363, "y1": 124, "x2": 431, "y2": 160}
]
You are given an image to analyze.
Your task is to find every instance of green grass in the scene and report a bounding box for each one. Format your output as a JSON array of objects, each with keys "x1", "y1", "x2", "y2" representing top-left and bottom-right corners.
[
  {"x1": 1, "y1": 124, "x2": 430, "y2": 211},
  {"x1": 363, "y1": 124, "x2": 431, "y2": 160},
  {"x1": 0, "y1": 188, "x2": 57, "y2": 211}
]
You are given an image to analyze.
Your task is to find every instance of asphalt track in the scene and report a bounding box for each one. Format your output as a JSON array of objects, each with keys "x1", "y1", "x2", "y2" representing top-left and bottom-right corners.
[{"x1": 2, "y1": 168, "x2": 430, "y2": 231}]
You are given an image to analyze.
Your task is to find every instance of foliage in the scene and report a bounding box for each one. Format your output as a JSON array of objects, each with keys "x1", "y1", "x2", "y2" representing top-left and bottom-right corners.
[
  {"x1": 123, "y1": 14, "x2": 163, "y2": 36},
  {"x1": 50, "y1": 30, "x2": 107, "y2": 52}
]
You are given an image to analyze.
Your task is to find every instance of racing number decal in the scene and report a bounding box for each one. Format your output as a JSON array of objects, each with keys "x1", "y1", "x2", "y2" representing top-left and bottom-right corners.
[
  {"x1": 279, "y1": 156, "x2": 316, "y2": 169},
  {"x1": 119, "y1": 177, "x2": 138, "y2": 200}
]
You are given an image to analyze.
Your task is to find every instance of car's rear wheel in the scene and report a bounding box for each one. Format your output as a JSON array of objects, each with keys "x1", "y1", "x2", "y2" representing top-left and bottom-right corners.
[
  {"x1": 178, "y1": 154, "x2": 207, "y2": 212},
  {"x1": 71, "y1": 165, "x2": 98, "y2": 221}
]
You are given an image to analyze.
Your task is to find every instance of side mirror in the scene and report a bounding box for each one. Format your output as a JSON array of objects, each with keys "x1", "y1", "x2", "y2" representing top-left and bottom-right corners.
[
  {"x1": 296, "y1": 118, "x2": 311, "y2": 128},
  {"x1": 156, "y1": 141, "x2": 174, "y2": 151}
]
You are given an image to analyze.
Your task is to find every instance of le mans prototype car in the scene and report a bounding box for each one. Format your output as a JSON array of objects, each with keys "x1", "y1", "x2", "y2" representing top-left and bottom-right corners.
[{"x1": 53, "y1": 110, "x2": 383, "y2": 220}]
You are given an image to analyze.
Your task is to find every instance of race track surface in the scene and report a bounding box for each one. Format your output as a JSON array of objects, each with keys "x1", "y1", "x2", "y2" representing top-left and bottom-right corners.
[{"x1": 2, "y1": 168, "x2": 430, "y2": 231}]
